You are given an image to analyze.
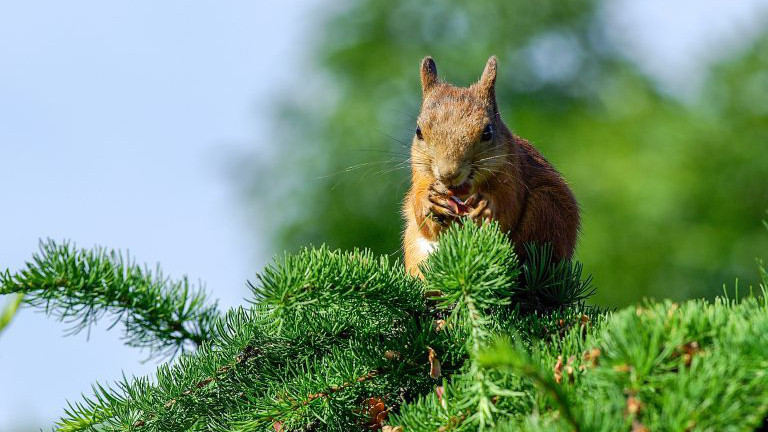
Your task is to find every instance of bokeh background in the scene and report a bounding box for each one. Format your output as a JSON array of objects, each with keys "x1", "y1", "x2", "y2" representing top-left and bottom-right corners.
[{"x1": 1, "y1": 0, "x2": 767, "y2": 429}]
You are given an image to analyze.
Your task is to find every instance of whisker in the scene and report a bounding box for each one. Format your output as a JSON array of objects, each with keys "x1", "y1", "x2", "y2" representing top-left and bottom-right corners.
[
  {"x1": 317, "y1": 159, "x2": 403, "y2": 179},
  {"x1": 373, "y1": 165, "x2": 412, "y2": 176},
  {"x1": 348, "y1": 148, "x2": 411, "y2": 157},
  {"x1": 474, "y1": 153, "x2": 516, "y2": 163},
  {"x1": 374, "y1": 129, "x2": 412, "y2": 149},
  {"x1": 473, "y1": 145, "x2": 503, "y2": 158},
  {"x1": 476, "y1": 167, "x2": 508, "y2": 177}
]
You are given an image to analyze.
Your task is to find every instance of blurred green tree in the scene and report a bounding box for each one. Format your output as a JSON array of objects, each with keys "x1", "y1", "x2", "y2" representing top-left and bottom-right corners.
[{"x1": 237, "y1": 0, "x2": 768, "y2": 306}]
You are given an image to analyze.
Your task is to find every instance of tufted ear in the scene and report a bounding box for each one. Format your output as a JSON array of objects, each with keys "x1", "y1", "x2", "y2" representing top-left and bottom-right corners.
[
  {"x1": 478, "y1": 56, "x2": 497, "y2": 100},
  {"x1": 420, "y1": 56, "x2": 439, "y2": 95}
]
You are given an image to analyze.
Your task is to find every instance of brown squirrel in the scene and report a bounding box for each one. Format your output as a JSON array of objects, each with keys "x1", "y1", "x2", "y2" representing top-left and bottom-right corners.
[{"x1": 403, "y1": 56, "x2": 580, "y2": 276}]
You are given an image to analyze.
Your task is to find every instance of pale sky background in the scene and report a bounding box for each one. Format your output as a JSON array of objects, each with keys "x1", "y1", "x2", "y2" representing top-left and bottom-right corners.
[{"x1": 1, "y1": 0, "x2": 766, "y2": 430}]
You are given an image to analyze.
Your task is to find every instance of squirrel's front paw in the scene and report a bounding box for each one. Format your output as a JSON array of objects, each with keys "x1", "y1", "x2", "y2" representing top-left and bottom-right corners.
[
  {"x1": 425, "y1": 184, "x2": 462, "y2": 227},
  {"x1": 464, "y1": 194, "x2": 493, "y2": 224}
]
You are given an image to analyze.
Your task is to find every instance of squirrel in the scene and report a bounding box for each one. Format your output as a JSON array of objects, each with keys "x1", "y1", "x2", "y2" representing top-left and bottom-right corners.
[{"x1": 403, "y1": 56, "x2": 580, "y2": 277}]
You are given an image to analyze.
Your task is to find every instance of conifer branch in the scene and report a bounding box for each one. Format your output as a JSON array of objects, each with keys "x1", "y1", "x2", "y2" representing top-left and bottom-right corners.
[
  {"x1": 417, "y1": 221, "x2": 525, "y2": 429},
  {"x1": 477, "y1": 340, "x2": 580, "y2": 431},
  {"x1": 6, "y1": 222, "x2": 761, "y2": 431},
  {"x1": 519, "y1": 243, "x2": 595, "y2": 310},
  {"x1": 53, "y1": 246, "x2": 435, "y2": 431},
  {"x1": 0, "y1": 240, "x2": 221, "y2": 358}
]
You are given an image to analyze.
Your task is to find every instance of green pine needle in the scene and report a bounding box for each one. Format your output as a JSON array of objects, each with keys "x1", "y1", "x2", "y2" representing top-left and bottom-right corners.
[{"x1": 0, "y1": 240, "x2": 221, "y2": 358}]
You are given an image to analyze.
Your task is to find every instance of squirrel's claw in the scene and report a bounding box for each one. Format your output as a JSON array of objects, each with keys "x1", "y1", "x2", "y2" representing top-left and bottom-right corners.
[
  {"x1": 427, "y1": 198, "x2": 459, "y2": 226},
  {"x1": 467, "y1": 197, "x2": 493, "y2": 224},
  {"x1": 464, "y1": 194, "x2": 479, "y2": 208},
  {"x1": 426, "y1": 184, "x2": 460, "y2": 226}
]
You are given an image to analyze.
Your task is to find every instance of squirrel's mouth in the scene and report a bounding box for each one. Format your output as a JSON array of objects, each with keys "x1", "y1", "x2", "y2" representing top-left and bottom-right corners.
[
  {"x1": 444, "y1": 169, "x2": 477, "y2": 200},
  {"x1": 447, "y1": 181, "x2": 472, "y2": 200}
]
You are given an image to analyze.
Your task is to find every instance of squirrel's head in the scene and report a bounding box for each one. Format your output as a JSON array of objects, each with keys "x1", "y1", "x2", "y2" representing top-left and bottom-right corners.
[{"x1": 412, "y1": 56, "x2": 507, "y2": 198}]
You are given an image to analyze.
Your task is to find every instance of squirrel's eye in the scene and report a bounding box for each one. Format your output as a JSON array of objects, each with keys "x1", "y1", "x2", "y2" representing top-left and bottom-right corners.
[
  {"x1": 481, "y1": 124, "x2": 493, "y2": 141},
  {"x1": 416, "y1": 126, "x2": 423, "y2": 140}
]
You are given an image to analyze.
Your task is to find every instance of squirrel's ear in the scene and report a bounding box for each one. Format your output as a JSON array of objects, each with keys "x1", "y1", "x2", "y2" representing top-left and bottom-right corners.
[
  {"x1": 420, "y1": 56, "x2": 439, "y2": 95},
  {"x1": 478, "y1": 55, "x2": 497, "y2": 99}
]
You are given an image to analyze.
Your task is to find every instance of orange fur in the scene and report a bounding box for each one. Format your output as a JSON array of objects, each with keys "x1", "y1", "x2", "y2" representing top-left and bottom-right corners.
[{"x1": 403, "y1": 56, "x2": 580, "y2": 276}]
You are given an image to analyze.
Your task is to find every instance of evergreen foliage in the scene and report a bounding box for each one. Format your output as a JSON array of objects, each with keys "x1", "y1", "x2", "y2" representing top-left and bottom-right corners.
[
  {"x1": 476, "y1": 294, "x2": 768, "y2": 431},
  {"x1": 1, "y1": 224, "x2": 766, "y2": 430},
  {"x1": 0, "y1": 240, "x2": 221, "y2": 358}
]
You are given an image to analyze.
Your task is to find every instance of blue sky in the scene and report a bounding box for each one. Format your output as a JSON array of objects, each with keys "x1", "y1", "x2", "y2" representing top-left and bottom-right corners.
[
  {"x1": 0, "y1": 0, "x2": 766, "y2": 429},
  {"x1": 0, "y1": 1, "x2": 324, "y2": 428}
]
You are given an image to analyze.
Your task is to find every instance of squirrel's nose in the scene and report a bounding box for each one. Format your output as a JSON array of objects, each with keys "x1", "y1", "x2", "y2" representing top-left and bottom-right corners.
[{"x1": 435, "y1": 163, "x2": 464, "y2": 186}]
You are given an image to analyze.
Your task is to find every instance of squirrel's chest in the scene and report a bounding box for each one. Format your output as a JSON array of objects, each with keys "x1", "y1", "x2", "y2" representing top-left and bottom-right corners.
[{"x1": 415, "y1": 236, "x2": 439, "y2": 257}]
